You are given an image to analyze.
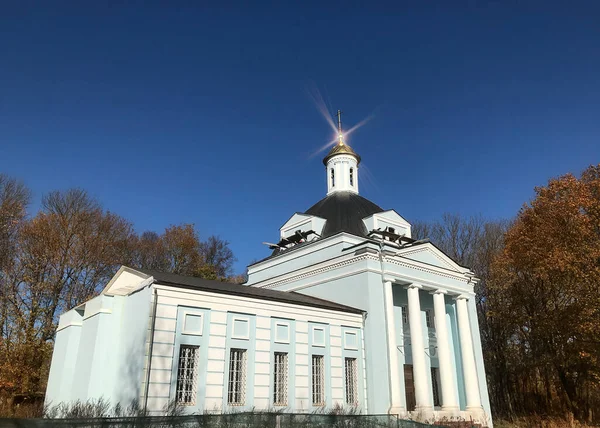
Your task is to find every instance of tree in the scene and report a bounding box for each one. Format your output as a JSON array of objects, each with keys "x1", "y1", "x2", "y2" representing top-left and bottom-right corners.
[
  {"x1": 0, "y1": 175, "x2": 31, "y2": 395},
  {"x1": 130, "y1": 225, "x2": 236, "y2": 281},
  {"x1": 0, "y1": 189, "x2": 134, "y2": 394},
  {"x1": 488, "y1": 164, "x2": 600, "y2": 421},
  {"x1": 200, "y1": 235, "x2": 235, "y2": 279},
  {"x1": 0, "y1": 174, "x2": 30, "y2": 270}
]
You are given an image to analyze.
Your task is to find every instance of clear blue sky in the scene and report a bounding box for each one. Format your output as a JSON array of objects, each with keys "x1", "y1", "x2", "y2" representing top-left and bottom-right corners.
[{"x1": 1, "y1": 2, "x2": 599, "y2": 274}]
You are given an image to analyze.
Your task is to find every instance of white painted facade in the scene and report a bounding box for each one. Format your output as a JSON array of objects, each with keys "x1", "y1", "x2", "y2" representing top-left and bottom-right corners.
[{"x1": 45, "y1": 137, "x2": 492, "y2": 426}]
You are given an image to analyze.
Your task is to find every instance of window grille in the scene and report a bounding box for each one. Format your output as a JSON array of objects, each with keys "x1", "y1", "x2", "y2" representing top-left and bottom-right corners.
[
  {"x1": 431, "y1": 367, "x2": 441, "y2": 407},
  {"x1": 227, "y1": 348, "x2": 247, "y2": 406},
  {"x1": 425, "y1": 309, "x2": 434, "y2": 329},
  {"x1": 273, "y1": 352, "x2": 288, "y2": 406},
  {"x1": 350, "y1": 168, "x2": 354, "y2": 186},
  {"x1": 331, "y1": 169, "x2": 335, "y2": 187},
  {"x1": 344, "y1": 357, "x2": 358, "y2": 405},
  {"x1": 402, "y1": 305, "x2": 409, "y2": 325},
  {"x1": 404, "y1": 364, "x2": 416, "y2": 411},
  {"x1": 312, "y1": 355, "x2": 325, "y2": 406},
  {"x1": 176, "y1": 345, "x2": 200, "y2": 405}
]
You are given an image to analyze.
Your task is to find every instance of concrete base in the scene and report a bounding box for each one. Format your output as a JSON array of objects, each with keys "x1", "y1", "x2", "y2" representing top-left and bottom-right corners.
[
  {"x1": 388, "y1": 406, "x2": 407, "y2": 418},
  {"x1": 436, "y1": 406, "x2": 461, "y2": 419},
  {"x1": 409, "y1": 406, "x2": 434, "y2": 423},
  {"x1": 463, "y1": 407, "x2": 489, "y2": 426}
]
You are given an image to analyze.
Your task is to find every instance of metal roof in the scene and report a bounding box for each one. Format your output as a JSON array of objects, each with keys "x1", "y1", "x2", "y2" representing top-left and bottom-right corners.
[
  {"x1": 135, "y1": 268, "x2": 364, "y2": 314},
  {"x1": 305, "y1": 191, "x2": 384, "y2": 238}
]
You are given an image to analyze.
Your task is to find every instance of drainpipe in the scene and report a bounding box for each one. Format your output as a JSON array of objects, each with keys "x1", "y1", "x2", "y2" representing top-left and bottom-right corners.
[{"x1": 143, "y1": 287, "x2": 159, "y2": 415}]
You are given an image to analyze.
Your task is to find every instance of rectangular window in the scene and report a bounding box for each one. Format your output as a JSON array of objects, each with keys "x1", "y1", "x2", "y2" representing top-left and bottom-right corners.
[
  {"x1": 402, "y1": 305, "x2": 409, "y2": 325},
  {"x1": 344, "y1": 357, "x2": 358, "y2": 405},
  {"x1": 343, "y1": 331, "x2": 358, "y2": 350},
  {"x1": 176, "y1": 345, "x2": 200, "y2": 405},
  {"x1": 431, "y1": 367, "x2": 441, "y2": 407},
  {"x1": 273, "y1": 352, "x2": 288, "y2": 406},
  {"x1": 311, "y1": 355, "x2": 325, "y2": 406},
  {"x1": 227, "y1": 348, "x2": 247, "y2": 405},
  {"x1": 404, "y1": 364, "x2": 416, "y2": 411},
  {"x1": 425, "y1": 309, "x2": 434, "y2": 329},
  {"x1": 312, "y1": 326, "x2": 326, "y2": 347}
]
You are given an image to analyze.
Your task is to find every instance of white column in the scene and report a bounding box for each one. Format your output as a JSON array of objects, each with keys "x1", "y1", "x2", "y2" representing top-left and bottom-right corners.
[
  {"x1": 455, "y1": 295, "x2": 483, "y2": 411},
  {"x1": 407, "y1": 284, "x2": 433, "y2": 412},
  {"x1": 383, "y1": 280, "x2": 405, "y2": 415},
  {"x1": 431, "y1": 290, "x2": 459, "y2": 412}
]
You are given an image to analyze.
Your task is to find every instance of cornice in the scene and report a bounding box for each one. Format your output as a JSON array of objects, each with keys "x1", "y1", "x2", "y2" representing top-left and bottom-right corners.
[{"x1": 253, "y1": 250, "x2": 473, "y2": 294}]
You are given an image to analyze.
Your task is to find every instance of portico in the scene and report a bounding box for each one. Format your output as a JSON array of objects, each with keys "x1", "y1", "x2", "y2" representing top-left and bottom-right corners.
[{"x1": 383, "y1": 277, "x2": 484, "y2": 422}]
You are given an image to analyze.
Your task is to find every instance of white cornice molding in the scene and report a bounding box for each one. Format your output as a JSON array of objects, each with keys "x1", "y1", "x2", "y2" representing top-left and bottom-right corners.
[
  {"x1": 253, "y1": 250, "x2": 475, "y2": 296},
  {"x1": 56, "y1": 321, "x2": 83, "y2": 332},
  {"x1": 82, "y1": 308, "x2": 112, "y2": 321},
  {"x1": 258, "y1": 253, "x2": 371, "y2": 289},
  {"x1": 248, "y1": 233, "x2": 363, "y2": 275},
  {"x1": 395, "y1": 242, "x2": 471, "y2": 274}
]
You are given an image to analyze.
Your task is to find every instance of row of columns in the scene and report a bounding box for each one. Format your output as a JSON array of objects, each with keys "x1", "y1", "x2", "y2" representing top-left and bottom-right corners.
[{"x1": 383, "y1": 281, "x2": 484, "y2": 416}]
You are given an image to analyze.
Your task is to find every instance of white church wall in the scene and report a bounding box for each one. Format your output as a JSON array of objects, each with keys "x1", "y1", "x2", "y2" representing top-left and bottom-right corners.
[
  {"x1": 283, "y1": 269, "x2": 393, "y2": 415},
  {"x1": 252, "y1": 235, "x2": 489, "y2": 417},
  {"x1": 246, "y1": 233, "x2": 364, "y2": 285},
  {"x1": 114, "y1": 286, "x2": 152, "y2": 406},
  {"x1": 140, "y1": 284, "x2": 364, "y2": 415},
  {"x1": 45, "y1": 308, "x2": 83, "y2": 406}
]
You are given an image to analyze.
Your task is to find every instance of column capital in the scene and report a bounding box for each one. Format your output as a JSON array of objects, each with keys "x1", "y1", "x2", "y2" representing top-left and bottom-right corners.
[
  {"x1": 453, "y1": 294, "x2": 470, "y2": 301},
  {"x1": 406, "y1": 283, "x2": 423, "y2": 290},
  {"x1": 429, "y1": 289, "x2": 447, "y2": 295}
]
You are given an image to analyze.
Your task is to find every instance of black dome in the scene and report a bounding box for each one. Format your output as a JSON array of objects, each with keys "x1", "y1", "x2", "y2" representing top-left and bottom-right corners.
[{"x1": 305, "y1": 191, "x2": 384, "y2": 238}]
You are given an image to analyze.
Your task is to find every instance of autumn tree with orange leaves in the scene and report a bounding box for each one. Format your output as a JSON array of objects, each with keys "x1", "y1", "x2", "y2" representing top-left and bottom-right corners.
[
  {"x1": 486, "y1": 164, "x2": 600, "y2": 421},
  {"x1": 0, "y1": 179, "x2": 237, "y2": 413}
]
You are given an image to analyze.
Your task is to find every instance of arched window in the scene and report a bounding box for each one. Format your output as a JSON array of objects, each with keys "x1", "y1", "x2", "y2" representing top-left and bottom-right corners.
[
  {"x1": 350, "y1": 168, "x2": 354, "y2": 186},
  {"x1": 331, "y1": 168, "x2": 335, "y2": 187}
]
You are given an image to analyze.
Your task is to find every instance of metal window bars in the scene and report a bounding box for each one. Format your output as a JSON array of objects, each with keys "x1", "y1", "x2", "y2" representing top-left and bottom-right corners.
[
  {"x1": 345, "y1": 357, "x2": 358, "y2": 405},
  {"x1": 431, "y1": 367, "x2": 441, "y2": 407},
  {"x1": 176, "y1": 345, "x2": 199, "y2": 405},
  {"x1": 273, "y1": 352, "x2": 288, "y2": 406},
  {"x1": 227, "y1": 348, "x2": 247, "y2": 406},
  {"x1": 311, "y1": 355, "x2": 325, "y2": 406}
]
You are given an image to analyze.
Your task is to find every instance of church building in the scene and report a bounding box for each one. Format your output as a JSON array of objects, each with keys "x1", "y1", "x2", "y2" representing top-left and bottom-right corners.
[{"x1": 45, "y1": 114, "x2": 492, "y2": 425}]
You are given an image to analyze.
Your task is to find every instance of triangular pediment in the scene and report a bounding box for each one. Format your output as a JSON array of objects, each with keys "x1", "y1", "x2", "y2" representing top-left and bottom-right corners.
[
  {"x1": 279, "y1": 213, "x2": 314, "y2": 230},
  {"x1": 395, "y1": 243, "x2": 470, "y2": 274},
  {"x1": 102, "y1": 266, "x2": 153, "y2": 296},
  {"x1": 279, "y1": 213, "x2": 326, "y2": 240},
  {"x1": 363, "y1": 210, "x2": 412, "y2": 238}
]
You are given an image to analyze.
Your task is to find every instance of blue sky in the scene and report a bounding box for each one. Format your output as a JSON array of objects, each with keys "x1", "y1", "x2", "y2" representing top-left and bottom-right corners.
[{"x1": 1, "y1": 2, "x2": 599, "y2": 274}]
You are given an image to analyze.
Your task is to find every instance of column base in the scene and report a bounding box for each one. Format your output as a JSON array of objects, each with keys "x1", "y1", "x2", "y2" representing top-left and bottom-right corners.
[
  {"x1": 438, "y1": 405, "x2": 460, "y2": 417},
  {"x1": 410, "y1": 406, "x2": 434, "y2": 422}
]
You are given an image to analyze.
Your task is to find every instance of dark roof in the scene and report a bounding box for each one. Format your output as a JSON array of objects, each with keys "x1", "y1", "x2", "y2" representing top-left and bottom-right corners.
[
  {"x1": 323, "y1": 143, "x2": 361, "y2": 165},
  {"x1": 134, "y1": 268, "x2": 364, "y2": 314},
  {"x1": 305, "y1": 191, "x2": 384, "y2": 238}
]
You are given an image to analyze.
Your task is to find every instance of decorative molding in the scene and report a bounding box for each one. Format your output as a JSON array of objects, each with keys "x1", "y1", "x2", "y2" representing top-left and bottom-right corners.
[
  {"x1": 260, "y1": 254, "x2": 371, "y2": 289},
  {"x1": 400, "y1": 246, "x2": 458, "y2": 272},
  {"x1": 56, "y1": 321, "x2": 83, "y2": 332},
  {"x1": 82, "y1": 308, "x2": 112, "y2": 321}
]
